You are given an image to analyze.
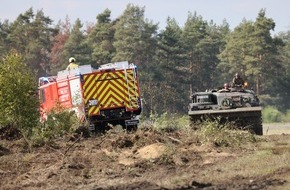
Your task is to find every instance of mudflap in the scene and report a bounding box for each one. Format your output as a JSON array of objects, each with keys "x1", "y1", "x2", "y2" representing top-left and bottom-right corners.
[{"x1": 124, "y1": 119, "x2": 139, "y2": 131}]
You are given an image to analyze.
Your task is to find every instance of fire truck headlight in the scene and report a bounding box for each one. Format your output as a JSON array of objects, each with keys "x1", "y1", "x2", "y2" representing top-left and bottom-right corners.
[{"x1": 88, "y1": 99, "x2": 98, "y2": 106}]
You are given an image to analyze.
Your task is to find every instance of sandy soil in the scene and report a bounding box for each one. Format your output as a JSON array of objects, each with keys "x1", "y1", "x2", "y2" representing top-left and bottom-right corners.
[{"x1": 263, "y1": 122, "x2": 290, "y2": 135}]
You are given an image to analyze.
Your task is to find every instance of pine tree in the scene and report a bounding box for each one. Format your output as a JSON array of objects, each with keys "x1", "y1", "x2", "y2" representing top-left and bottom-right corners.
[
  {"x1": 62, "y1": 18, "x2": 91, "y2": 67},
  {"x1": 50, "y1": 16, "x2": 71, "y2": 74},
  {"x1": 143, "y1": 17, "x2": 185, "y2": 114},
  {"x1": 182, "y1": 12, "x2": 209, "y2": 92},
  {"x1": 113, "y1": 4, "x2": 157, "y2": 65},
  {"x1": 8, "y1": 8, "x2": 56, "y2": 77},
  {"x1": 219, "y1": 9, "x2": 280, "y2": 94},
  {"x1": 0, "y1": 20, "x2": 11, "y2": 57},
  {"x1": 87, "y1": 9, "x2": 115, "y2": 68}
]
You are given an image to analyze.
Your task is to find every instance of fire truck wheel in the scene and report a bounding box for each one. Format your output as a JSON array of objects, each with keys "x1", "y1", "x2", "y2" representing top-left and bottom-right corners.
[
  {"x1": 75, "y1": 126, "x2": 90, "y2": 138},
  {"x1": 123, "y1": 125, "x2": 137, "y2": 132}
]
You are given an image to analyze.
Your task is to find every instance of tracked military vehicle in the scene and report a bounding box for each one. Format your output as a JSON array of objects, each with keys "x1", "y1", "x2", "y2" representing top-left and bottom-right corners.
[{"x1": 188, "y1": 86, "x2": 263, "y2": 135}]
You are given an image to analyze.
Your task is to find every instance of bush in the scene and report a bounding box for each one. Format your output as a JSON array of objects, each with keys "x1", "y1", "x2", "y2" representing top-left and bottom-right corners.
[
  {"x1": 0, "y1": 52, "x2": 39, "y2": 146},
  {"x1": 281, "y1": 110, "x2": 290, "y2": 122},
  {"x1": 262, "y1": 106, "x2": 282, "y2": 123},
  {"x1": 32, "y1": 107, "x2": 80, "y2": 146}
]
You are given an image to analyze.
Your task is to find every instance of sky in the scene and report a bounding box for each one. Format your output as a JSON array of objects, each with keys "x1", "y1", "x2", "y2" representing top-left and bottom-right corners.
[{"x1": 0, "y1": 0, "x2": 290, "y2": 34}]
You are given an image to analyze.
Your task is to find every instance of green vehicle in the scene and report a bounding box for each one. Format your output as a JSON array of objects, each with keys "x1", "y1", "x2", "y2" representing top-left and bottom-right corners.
[{"x1": 188, "y1": 86, "x2": 263, "y2": 135}]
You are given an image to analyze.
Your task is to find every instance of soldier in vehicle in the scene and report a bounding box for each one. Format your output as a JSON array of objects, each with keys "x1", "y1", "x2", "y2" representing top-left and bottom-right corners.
[
  {"x1": 66, "y1": 57, "x2": 78, "y2": 70},
  {"x1": 219, "y1": 83, "x2": 230, "y2": 92},
  {"x1": 232, "y1": 72, "x2": 244, "y2": 87}
]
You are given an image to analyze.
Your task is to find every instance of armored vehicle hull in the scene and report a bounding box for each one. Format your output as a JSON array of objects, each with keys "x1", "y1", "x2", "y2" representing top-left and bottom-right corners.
[{"x1": 188, "y1": 88, "x2": 263, "y2": 135}]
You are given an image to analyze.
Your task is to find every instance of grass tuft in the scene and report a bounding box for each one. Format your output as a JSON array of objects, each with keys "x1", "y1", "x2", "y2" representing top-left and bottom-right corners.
[{"x1": 197, "y1": 119, "x2": 258, "y2": 147}]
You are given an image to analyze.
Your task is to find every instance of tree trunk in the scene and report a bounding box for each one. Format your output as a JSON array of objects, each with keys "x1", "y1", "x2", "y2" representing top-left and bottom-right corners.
[
  {"x1": 256, "y1": 76, "x2": 260, "y2": 95},
  {"x1": 189, "y1": 59, "x2": 193, "y2": 95}
]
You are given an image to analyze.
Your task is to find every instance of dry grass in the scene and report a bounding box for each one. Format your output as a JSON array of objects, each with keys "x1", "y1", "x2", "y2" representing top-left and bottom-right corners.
[
  {"x1": 192, "y1": 135, "x2": 290, "y2": 188},
  {"x1": 263, "y1": 123, "x2": 290, "y2": 135},
  {"x1": 1, "y1": 123, "x2": 290, "y2": 189}
]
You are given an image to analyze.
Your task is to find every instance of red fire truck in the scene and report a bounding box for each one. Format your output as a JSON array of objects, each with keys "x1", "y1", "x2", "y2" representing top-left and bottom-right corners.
[{"x1": 38, "y1": 61, "x2": 142, "y2": 130}]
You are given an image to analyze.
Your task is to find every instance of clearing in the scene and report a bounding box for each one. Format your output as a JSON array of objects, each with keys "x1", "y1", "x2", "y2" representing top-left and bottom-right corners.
[{"x1": 1, "y1": 123, "x2": 290, "y2": 190}]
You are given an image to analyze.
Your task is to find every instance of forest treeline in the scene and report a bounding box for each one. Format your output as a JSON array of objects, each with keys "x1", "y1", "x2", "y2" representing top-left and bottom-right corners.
[{"x1": 1, "y1": 4, "x2": 290, "y2": 116}]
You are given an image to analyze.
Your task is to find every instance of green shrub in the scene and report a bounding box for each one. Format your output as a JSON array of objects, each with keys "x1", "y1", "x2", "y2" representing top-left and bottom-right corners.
[
  {"x1": 262, "y1": 106, "x2": 282, "y2": 123},
  {"x1": 0, "y1": 52, "x2": 39, "y2": 147},
  {"x1": 281, "y1": 109, "x2": 290, "y2": 122},
  {"x1": 32, "y1": 105, "x2": 80, "y2": 146}
]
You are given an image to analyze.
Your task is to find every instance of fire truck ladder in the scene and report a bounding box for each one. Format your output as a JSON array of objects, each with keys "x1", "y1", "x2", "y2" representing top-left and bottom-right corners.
[{"x1": 124, "y1": 67, "x2": 138, "y2": 109}]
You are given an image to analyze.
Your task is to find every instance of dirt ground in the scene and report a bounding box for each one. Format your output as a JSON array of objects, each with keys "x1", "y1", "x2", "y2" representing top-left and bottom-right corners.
[{"x1": 1, "y1": 124, "x2": 290, "y2": 190}]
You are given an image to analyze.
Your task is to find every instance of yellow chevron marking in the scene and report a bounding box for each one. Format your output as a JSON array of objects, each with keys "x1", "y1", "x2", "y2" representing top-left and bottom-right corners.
[
  {"x1": 101, "y1": 90, "x2": 124, "y2": 105},
  {"x1": 83, "y1": 69, "x2": 140, "y2": 116},
  {"x1": 104, "y1": 96, "x2": 123, "y2": 107},
  {"x1": 97, "y1": 81, "x2": 111, "y2": 100},
  {"x1": 84, "y1": 75, "x2": 97, "y2": 99},
  {"x1": 84, "y1": 75, "x2": 94, "y2": 91},
  {"x1": 98, "y1": 79, "x2": 124, "y2": 100},
  {"x1": 89, "y1": 106, "x2": 99, "y2": 115}
]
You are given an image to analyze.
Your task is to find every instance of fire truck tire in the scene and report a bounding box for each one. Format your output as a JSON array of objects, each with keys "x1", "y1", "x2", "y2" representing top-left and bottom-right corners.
[
  {"x1": 123, "y1": 125, "x2": 137, "y2": 132},
  {"x1": 75, "y1": 126, "x2": 90, "y2": 138},
  {"x1": 94, "y1": 123, "x2": 107, "y2": 133}
]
